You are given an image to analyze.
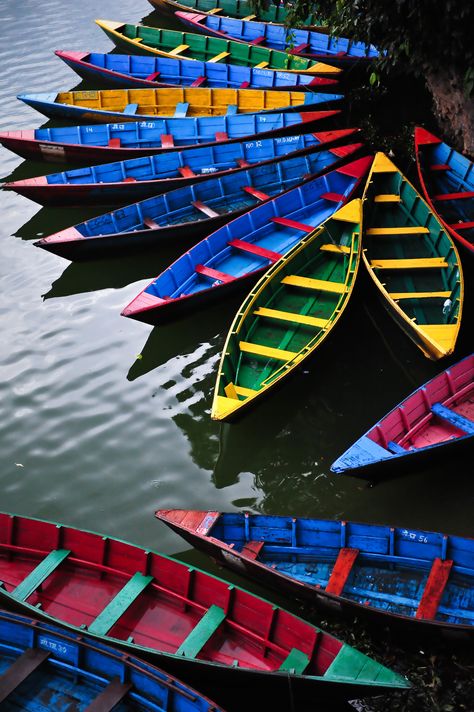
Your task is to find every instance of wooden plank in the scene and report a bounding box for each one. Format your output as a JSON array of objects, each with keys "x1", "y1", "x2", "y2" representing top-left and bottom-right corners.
[
  {"x1": 431, "y1": 402, "x2": 474, "y2": 433},
  {"x1": 178, "y1": 166, "x2": 196, "y2": 178},
  {"x1": 325, "y1": 548, "x2": 359, "y2": 596},
  {"x1": 12, "y1": 549, "x2": 70, "y2": 602},
  {"x1": 319, "y1": 243, "x2": 350, "y2": 254},
  {"x1": 176, "y1": 605, "x2": 226, "y2": 658},
  {"x1": 174, "y1": 101, "x2": 189, "y2": 118},
  {"x1": 241, "y1": 540, "x2": 265, "y2": 560},
  {"x1": 254, "y1": 61, "x2": 270, "y2": 68},
  {"x1": 373, "y1": 194, "x2": 402, "y2": 203},
  {"x1": 195, "y1": 264, "x2": 234, "y2": 283},
  {"x1": 293, "y1": 43, "x2": 310, "y2": 54},
  {"x1": 145, "y1": 71, "x2": 160, "y2": 81},
  {"x1": 449, "y1": 220, "x2": 474, "y2": 230},
  {"x1": 168, "y1": 44, "x2": 190, "y2": 56},
  {"x1": 160, "y1": 134, "x2": 174, "y2": 148},
  {"x1": 0, "y1": 649, "x2": 50, "y2": 703},
  {"x1": 282, "y1": 275, "x2": 347, "y2": 294},
  {"x1": 370, "y1": 257, "x2": 448, "y2": 269},
  {"x1": 254, "y1": 307, "x2": 328, "y2": 328},
  {"x1": 143, "y1": 216, "x2": 160, "y2": 229},
  {"x1": 250, "y1": 36, "x2": 266, "y2": 45},
  {"x1": 415, "y1": 558, "x2": 453, "y2": 620},
  {"x1": 191, "y1": 76, "x2": 207, "y2": 87},
  {"x1": 228, "y1": 238, "x2": 281, "y2": 262},
  {"x1": 239, "y1": 341, "x2": 297, "y2": 361},
  {"x1": 215, "y1": 131, "x2": 229, "y2": 141},
  {"x1": 241, "y1": 185, "x2": 270, "y2": 201},
  {"x1": 88, "y1": 572, "x2": 153, "y2": 636},
  {"x1": 320, "y1": 192, "x2": 345, "y2": 203},
  {"x1": 85, "y1": 678, "x2": 133, "y2": 712},
  {"x1": 270, "y1": 216, "x2": 314, "y2": 233},
  {"x1": 279, "y1": 648, "x2": 310, "y2": 674},
  {"x1": 434, "y1": 190, "x2": 474, "y2": 201},
  {"x1": 192, "y1": 200, "x2": 219, "y2": 218},
  {"x1": 429, "y1": 164, "x2": 450, "y2": 171},
  {"x1": 123, "y1": 103, "x2": 138, "y2": 115},
  {"x1": 108, "y1": 138, "x2": 121, "y2": 148},
  {"x1": 208, "y1": 52, "x2": 230, "y2": 63},
  {"x1": 389, "y1": 290, "x2": 451, "y2": 299},
  {"x1": 366, "y1": 226, "x2": 429, "y2": 235}
]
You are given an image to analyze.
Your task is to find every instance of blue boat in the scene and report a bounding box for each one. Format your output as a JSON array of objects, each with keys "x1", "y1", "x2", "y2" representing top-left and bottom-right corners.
[
  {"x1": 35, "y1": 135, "x2": 363, "y2": 259},
  {"x1": 176, "y1": 11, "x2": 380, "y2": 66},
  {"x1": 0, "y1": 609, "x2": 226, "y2": 710},
  {"x1": 4, "y1": 127, "x2": 356, "y2": 206},
  {"x1": 56, "y1": 49, "x2": 340, "y2": 91},
  {"x1": 17, "y1": 87, "x2": 343, "y2": 124},
  {"x1": 156, "y1": 509, "x2": 474, "y2": 642},
  {"x1": 0, "y1": 111, "x2": 336, "y2": 164},
  {"x1": 415, "y1": 126, "x2": 474, "y2": 256},
  {"x1": 121, "y1": 155, "x2": 373, "y2": 324}
]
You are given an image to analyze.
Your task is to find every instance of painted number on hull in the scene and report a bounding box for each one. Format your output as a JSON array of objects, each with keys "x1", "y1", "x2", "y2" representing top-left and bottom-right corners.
[
  {"x1": 401, "y1": 530, "x2": 429, "y2": 544},
  {"x1": 39, "y1": 144, "x2": 66, "y2": 161},
  {"x1": 38, "y1": 636, "x2": 70, "y2": 658}
]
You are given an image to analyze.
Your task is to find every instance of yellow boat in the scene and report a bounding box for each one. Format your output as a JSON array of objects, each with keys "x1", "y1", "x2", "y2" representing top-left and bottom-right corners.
[
  {"x1": 362, "y1": 153, "x2": 464, "y2": 360},
  {"x1": 18, "y1": 86, "x2": 342, "y2": 124},
  {"x1": 95, "y1": 19, "x2": 341, "y2": 76}
]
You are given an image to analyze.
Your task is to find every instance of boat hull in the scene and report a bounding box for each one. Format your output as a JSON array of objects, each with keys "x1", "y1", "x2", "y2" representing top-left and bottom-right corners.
[{"x1": 156, "y1": 511, "x2": 474, "y2": 644}]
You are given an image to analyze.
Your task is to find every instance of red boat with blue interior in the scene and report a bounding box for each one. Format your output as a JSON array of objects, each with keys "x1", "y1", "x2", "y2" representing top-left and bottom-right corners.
[
  {"x1": 175, "y1": 12, "x2": 380, "y2": 65},
  {"x1": 3, "y1": 125, "x2": 350, "y2": 207},
  {"x1": 0, "y1": 111, "x2": 333, "y2": 164},
  {"x1": 121, "y1": 155, "x2": 372, "y2": 324},
  {"x1": 415, "y1": 126, "x2": 474, "y2": 256},
  {"x1": 55, "y1": 49, "x2": 339, "y2": 91},
  {"x1": 34, "y1": 133, "x2": 362, "y2": 259}
]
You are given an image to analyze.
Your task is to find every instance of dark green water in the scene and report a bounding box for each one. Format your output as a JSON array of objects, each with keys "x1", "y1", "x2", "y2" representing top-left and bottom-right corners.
[{"x1": 0, "y1": 1, "x2": 473, "y2": 708}]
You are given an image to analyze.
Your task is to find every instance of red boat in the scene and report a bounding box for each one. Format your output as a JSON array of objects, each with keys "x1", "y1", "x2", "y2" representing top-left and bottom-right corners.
[{"x1": 0, "y1": 513, "x2": 409, "y2": 708}]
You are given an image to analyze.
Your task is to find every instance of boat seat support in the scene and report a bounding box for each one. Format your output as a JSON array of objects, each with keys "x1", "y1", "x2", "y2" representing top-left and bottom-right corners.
[
  {"x1": 12, "y1": 549, "x2": 71, "y2": 602},
  {"x1": 279, "y1": 647, "x2": 310, "y2": 674},
  {"x1": 85, "y1": 678, "x2": 133, "y2": 712},
  {"x1": 88, "y1": 572, "x2": 153, "y2": 636},
  {"x1": 228, "y1": 239, "x2": 281, "y2": 262},
  {"x1": 415, "y1": 558, "x2": 453, "y2": 620},
  {"x1": 176, "y1": 605, "x2": 226, "y2": 658},
  {"x1": 431, "y1": 403, "x2": 474, "y2": 433},
  {"x1": 325, "y1": 548, "x2": 359, "y2": 596},
  {"x1": 241, "y1": 541, "x2": 265, "y2": 560},
  {"x1": 0, "y1": 649, "x2": 50, "y2": 703}
]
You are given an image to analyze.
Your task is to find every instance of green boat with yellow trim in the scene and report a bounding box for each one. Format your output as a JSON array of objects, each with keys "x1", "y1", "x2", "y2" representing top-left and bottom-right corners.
[
  {"x1": 95, "y1": 20, "x2": 341, "y2": 76},
  {"x1": 362, "y1": 153, "x2": 463, "y2": 361},
  {"x1": 212, "y1": 199, "x2": 362, "y2": 421}
]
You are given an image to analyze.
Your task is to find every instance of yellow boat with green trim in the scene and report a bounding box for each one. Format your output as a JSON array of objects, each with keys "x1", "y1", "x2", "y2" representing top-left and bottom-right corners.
[
  {"x1": 95, "y1": 20, "x2": 341, "y2": 76},
  {"x1": 362, "y1": 153, "x2": 463, "y2": 361},
  {"x1": 212, "y1": 199, "x2": 362, "y2": 421}
]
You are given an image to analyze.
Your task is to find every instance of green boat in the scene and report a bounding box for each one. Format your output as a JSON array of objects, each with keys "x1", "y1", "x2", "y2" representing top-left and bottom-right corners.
[
  {"x1": 362, "y1": 153, "x2": 463, "y2": 361},
  {"x1": 212, "y1": 199, "x2": 362, "y2": 421},
  {"x1": 95, "y1": 20, "x2": 341, "y2": 75},
  {"x1": 147, "y1": 0, "x2": 325, "y2": 29}
]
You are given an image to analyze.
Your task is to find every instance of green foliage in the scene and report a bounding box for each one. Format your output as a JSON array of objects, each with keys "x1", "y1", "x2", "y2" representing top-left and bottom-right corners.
[{"x1": 275, "y1": 0, "x2": 474, "y2": 78}]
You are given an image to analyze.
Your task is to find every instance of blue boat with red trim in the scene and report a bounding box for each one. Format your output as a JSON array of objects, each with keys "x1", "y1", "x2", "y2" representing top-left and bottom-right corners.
[
  {"x1": 0, "y1": 111, "x2": 335, "y2": 164},
  {"x1": 4, "y1": 126, "x2": 353, "y2": 207},
  {"x1": 175, "y1": 11, "x2": 380, "y2": 66},
  {"x1": 156, "y1": 509, "x2": 474, "y2": 642},
  {"x1": 0, "y1": 609, "x2": 226, "y2": 711},
  {"x1": 56, "y1": 49, "x2": 339, "y2": 91},
  {"x1": 34, "y1": 134, "x2": 362, "y2": 259},
  {"x1": 121, "y1": 155, "x2": 372, "y2": 324}
]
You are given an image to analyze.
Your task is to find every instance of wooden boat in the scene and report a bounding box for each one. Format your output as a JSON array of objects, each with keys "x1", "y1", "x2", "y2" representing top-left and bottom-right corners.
[
  {"x1": 0, "y1": 609, "x2": 226, "y2": 711},
  {"x1": 121, "y1": 156, "x2": 372, "y2": 326},
  {"x1": 95, "y1": 20, "x2": 341, "y2": 76},
  {"x1": 4, "y1": 123, "x2": 345, "y2": 207},
  {"x1": 414, "y1": 126, "x2": 474, "y2": 256},
  {"x1": 147, "y1": 0, "x2": 323, "y2": 28},
  {"x1": 0, "y1": 513, "x2": 409, "y2": 707},
  {"x1": 17, "y1": 87, "x2": 342, "y2": 125},
  {"x1": 0, "y1": 111, "x2": 333, "y2": 164},
  {"x1": 331, "y1": 352, "x2": 474, "y2": 477},
  {"x1": 175, "y1": 12, "x2": 379, "y2": 66},
  {"x1": 35, "y1": 133, "x2": 362, "y2": 259},
  {"x1": 155, "y1": 509, "x2": 474, "y2": 642},
  {"x1": 55, "y1": 49, "x2": 339, "y2": 91},
  {"x1": 212, "y1": 199, "x2": 363, "y2": 420},
  {"x1": 362, "y1": 152, "x2": 463, "y2": 361}
]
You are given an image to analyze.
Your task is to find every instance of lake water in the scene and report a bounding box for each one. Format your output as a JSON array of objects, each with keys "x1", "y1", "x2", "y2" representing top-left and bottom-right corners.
[{"x1": 0, "y1": 0, "x2": 473, "y2": 708}]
